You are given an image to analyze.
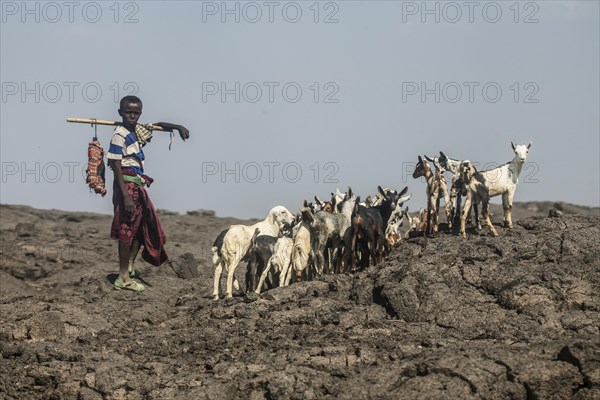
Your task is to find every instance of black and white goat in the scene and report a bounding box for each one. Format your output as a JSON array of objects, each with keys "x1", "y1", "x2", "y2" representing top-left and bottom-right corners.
[
  {"x1": 438, "y1": 151, "x2": 479, "y2": 231},
  {"x1": 412, "y1": 156, "x2": 451, "y2": 234},
  {"x1": 349, "y1": 186, "x2": 408, "y2": 271}
]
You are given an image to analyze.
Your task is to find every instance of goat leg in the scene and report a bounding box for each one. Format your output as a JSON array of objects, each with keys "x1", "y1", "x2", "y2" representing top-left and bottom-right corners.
[
  {"x1": 213, "y1": 261, "x2": 223, "y2": 300},
  {"x1": 255, "y1": 259, "x2": 273, "y2": 294},
  {"x1": 481, "y1": 201, "x2": 498, "y2": 237},
  {"x1": 460, "y1": 193, "x2": 473, "y2": 238}
]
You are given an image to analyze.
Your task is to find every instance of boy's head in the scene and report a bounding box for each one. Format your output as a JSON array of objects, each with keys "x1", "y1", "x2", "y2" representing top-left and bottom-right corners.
[{"x1": 118, "y1": 95, "x2": 143, "y2": 128}]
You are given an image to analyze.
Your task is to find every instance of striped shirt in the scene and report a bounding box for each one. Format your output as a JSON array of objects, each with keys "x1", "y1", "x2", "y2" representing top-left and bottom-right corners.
[{"x1": 107, "y1": 126, "x2": 152, "y2": 175}]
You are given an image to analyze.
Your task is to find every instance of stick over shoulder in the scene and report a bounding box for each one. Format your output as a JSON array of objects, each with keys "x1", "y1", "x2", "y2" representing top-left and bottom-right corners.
[{"x1": 66, "y1": 117, "x2": 173, "y2": 132}]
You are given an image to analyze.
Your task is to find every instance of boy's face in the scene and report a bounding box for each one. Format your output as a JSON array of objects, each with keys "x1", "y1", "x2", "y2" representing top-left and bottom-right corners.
[{"x1": 119, "y1": 102, "x2": 142, "y2": 128}]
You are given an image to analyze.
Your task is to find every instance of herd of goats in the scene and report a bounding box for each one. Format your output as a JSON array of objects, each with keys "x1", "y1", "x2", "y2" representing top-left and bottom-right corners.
[{"x1": 211, "y1": 141, "x2": 532, "y2": 299}]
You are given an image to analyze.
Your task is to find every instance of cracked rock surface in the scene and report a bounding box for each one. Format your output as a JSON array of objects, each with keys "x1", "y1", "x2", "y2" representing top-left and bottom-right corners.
[{"x1": 0, "y1": 203, "x2": 598, "y2": 399}]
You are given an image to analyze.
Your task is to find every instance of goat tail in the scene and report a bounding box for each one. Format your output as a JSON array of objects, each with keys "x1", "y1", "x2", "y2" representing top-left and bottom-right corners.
[{"x1": 211, "y1": 246, "x2": 221, "y2": 266}]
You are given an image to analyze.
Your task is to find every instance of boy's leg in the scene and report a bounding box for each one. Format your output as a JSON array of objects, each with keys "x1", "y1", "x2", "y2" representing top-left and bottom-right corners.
[
  {"x1": 128, "y1": 239, "x2": 141, "y2": 274},
  {"x1": 118, "y1": 241, "x2": 132, "y2": 282},
  {"x1": 116, "y1": 240, "x2": 144, "y2": 291}
]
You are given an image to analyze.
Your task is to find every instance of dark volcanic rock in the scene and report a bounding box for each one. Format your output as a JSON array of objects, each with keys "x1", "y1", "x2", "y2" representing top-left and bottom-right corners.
[
  {"x1": 169, "y1": 252, "x2": 200, "y2": 279},
  {"x1": 0, "y1": 203, "x2": 598, "y2": 399}
]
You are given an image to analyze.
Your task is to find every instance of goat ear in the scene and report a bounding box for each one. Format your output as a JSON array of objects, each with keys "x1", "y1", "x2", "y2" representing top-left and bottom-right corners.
[
  {"x1": 304, "y1": 209, "x2": 315, "y2": 223},
  {"x1": 377, "y1": 186, "x2": 386, "y2": 197},
  {"x1": 439, "y1": 151, "x2": 446, "y2": 158},
  {"x1": 527, "y1": 141, "x2": 532, "y2": 149},
  {"x1": 314, "y1": 195, "x2": 322, "y2": 205},
  {"x1": 303, "y1": 199, "x2": 308, "y2": 207},
  {"x1": 424, "y1": 155, "x2": 434, "y2": 162},
  {"x1": 398, "y1": 193, "x2": 412, "y2": 205},
  {"x1": 348, "y1": 187, "x2": 353, "y2": 197},
  {"x1": 399, "y1": 186, "x2": 408, "y2": 197},
  {"x1": 418, "y1": 155, "x2": 423, "y2": 163},
  {"x1": 511, "y1": 141, "x2": 516, "y2": 151}
]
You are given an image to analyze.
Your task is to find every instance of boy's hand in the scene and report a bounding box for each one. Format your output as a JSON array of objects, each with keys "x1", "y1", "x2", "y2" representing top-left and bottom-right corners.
[
  {"x1": 177, "y1": 125, "x2": 190, "y2": 141},
  {"x1": 152, "y1": 122, "x2": 190, "y2": 141}
]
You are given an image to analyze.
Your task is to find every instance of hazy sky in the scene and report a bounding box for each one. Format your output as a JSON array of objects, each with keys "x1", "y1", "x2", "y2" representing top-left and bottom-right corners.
[{"x1": 1, "y1": 1, "x2": 599, "y2": 219}]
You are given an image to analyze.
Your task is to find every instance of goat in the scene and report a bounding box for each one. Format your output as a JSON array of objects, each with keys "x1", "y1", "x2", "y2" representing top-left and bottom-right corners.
[
  {"x1": 370, "y1": 188, "x2": 397, "y2": 207},
  {"x1": 413, "y1": 156, "x2": 451, "y2": 234},
  {"x1": 212, "y1": 206, "x2": 295, "y2": 299},
  {"x1": 403, "y1": 209, "x2": 428, "y2": 238},
  {"x1": 255, "y1": 235, "x2": 294, "y2": 294},
  {"x1": 307, "y1": 188, "x2": 357, "y2": 275},
  {"x1": 460, "y1": 142, "x2": 532, "y2": 237},
  {"x1": 211, "y1": 228, "x2": 240, "y2": 293},
  {"x1": 213, "y1": 228, "x2": 279, "y2": 293},
  {"x1": 349, "y1": 186, "x2": 408, "y2": 271},
  {"x1": 314, "y1": 196, "x2": 335, "y2": 213},
  {"x1": 245, "y1": 228, "x2": 278, "y2": 293},
  {"x1": 291, "y1": 208, "x2": 314, "y2": 282},
  {"x1": 438, "y1": 151, "x2": 480, "y2": 231},
  {"x1": 459, "y1": 161, "x2": 498, "y2": 237},
  {"x1": 301, "y1": 199, "x2": 320, "y2": 215},
  {"x1": 385, "y1": 206, "x2": 409, "y2": 247}
]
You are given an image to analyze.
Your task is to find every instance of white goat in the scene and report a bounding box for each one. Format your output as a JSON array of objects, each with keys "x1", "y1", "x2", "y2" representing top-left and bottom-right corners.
[
  {"x1": 213, "y1": 206, "x2": 295, "y2": 299},
  {"x1": 460, "y1": 142, "x2": 532, "y2": 237},
  {"x1": 255, "y1": 236, "x2": 294, "y2": 294},
  {"x1": 291, "y1": 208, "x2": 313, "y2": 282}
]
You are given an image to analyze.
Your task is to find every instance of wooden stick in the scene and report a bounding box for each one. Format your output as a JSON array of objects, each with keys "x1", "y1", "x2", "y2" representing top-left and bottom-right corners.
[{"x1": 66, "y1": 117, "x2": 172, "y2": 132}]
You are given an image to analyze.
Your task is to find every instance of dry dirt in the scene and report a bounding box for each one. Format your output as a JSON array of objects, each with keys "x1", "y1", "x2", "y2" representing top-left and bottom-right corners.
[{"x1": 0, "y1": 201, "x2": 598, "y2": 399}]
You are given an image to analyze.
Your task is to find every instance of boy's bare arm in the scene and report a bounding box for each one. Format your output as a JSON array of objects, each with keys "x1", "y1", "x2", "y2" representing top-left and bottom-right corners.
[
  {"x1": 152, "y1": 122, "x2": 190, "y2": 141},
  {"x1": 108, "y1": 159, "x2": 135, "y2": 214}
]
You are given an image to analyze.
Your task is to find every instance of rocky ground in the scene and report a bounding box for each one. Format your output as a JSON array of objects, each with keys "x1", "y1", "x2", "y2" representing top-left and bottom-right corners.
[{"x1": 0, "y1": 201, "x2": 598, "y2": 399}]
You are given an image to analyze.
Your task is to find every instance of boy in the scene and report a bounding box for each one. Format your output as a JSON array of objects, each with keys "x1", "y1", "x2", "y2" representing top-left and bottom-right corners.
[{"x1": 107, "y1": 95, "x2": 189, "y2": 292}]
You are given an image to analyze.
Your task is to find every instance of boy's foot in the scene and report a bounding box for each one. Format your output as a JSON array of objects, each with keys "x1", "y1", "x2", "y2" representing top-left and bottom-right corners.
[
  {"x1": 129, "y1": 269, "x2": 141, "y2": 279},
  {"x1": 114, "y1": 277, "x2": 145, "y2": 292}
]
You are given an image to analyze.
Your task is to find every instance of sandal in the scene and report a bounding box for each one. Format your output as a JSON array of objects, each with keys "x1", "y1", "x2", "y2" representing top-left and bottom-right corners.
[
  {"x1": 114, "y1": 277, "x2": 145, "y2": 292},
  {"x1": 129, "y1": 269, "x2": 141, "y2": 279}
]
